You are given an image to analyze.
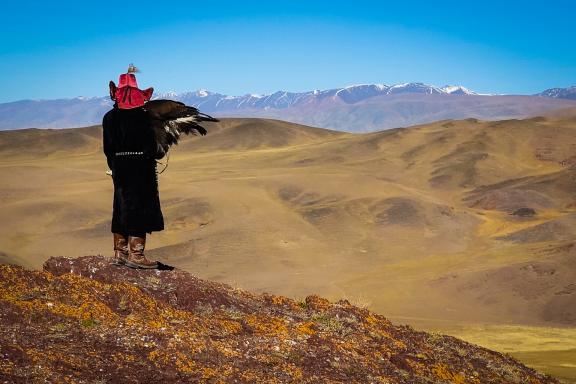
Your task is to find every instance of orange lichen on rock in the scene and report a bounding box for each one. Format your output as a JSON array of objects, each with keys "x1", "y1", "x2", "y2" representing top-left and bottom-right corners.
[
  {"x1": 0, "y1": 256, "x2": 560, "y2": 384},
  {"x1": 244, "y1": 313, "x2": 289, "y2": 336},
  {"x1": 296, "y1": 321, "x2": 317, "y2": 335},
  {"x1": 305, "y1": 294, "x2": 331, "y2": 311},
  {"x1": 432, "y1": 363, "x2": 479, "y2": 384}
]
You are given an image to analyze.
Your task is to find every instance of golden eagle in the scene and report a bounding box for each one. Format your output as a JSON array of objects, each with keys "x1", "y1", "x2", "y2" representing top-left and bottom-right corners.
[{"x1": 142, "y1": 99, "x2": 219, "y2": 159}]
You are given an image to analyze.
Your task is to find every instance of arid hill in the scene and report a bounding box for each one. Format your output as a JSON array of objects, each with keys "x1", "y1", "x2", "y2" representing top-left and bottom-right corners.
[
  {"x1": 0, "y1": 256, "x2": 558, "y2": 383},
  {"x1": 1, "y1": 116, "x2": 576, "y2": 381},
  {"x1": 2, "y1": 116, "x2": 574, "y2": 324}
]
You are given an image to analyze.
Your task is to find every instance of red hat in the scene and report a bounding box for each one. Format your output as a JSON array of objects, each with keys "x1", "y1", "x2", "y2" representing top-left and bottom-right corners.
[
  {"x1": 111, "y1": 64, "x2": 154, "y2": 109},
  {"x1": 118, "y1": 73, "x2": 139, "y2": 88}
]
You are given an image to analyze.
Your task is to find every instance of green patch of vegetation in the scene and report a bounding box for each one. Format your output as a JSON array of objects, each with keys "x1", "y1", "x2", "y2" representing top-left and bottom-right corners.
[
  {"x1": 50, "y1": 322, "x2": 68, "y2": 332},
  {"x1": 311, "y1": 313, "x2": 343, "y2": 332},
  {"x1": 81, "y1": 317, "x2": 99, "y2": 328}
]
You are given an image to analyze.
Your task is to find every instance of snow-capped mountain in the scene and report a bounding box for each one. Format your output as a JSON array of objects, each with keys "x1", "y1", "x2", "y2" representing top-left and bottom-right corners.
[
  {"x1": 440, "y1": 85, "x2": 478, "y2": 95},
  {"x1": 153, "y1": 83, "x2": 478, "y2": 111},
  {"x1": 2, "y1": 83, "x2": 576, "y2": 131},
  {"x1": 537, "y1": 86, "x2": 576, "y2": 100}
]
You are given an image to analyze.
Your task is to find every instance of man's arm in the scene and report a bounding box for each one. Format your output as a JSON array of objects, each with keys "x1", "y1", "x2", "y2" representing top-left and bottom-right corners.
[{"x1": 102, "y1": 111, "x2": 116, "y2": 172}]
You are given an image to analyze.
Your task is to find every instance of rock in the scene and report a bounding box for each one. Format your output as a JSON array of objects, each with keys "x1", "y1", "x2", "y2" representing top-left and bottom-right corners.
[
  {"x1": 305, "y1": 295, "x2": 332, "y2": 311},
  {"x1": 0, "y1": 255, "x2": 558, "y2": 383}
]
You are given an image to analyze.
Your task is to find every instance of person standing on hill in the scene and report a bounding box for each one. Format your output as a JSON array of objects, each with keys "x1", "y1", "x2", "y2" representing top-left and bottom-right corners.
[{"x1": 102, "y1": 64, "x2": 165, "y2": 269}]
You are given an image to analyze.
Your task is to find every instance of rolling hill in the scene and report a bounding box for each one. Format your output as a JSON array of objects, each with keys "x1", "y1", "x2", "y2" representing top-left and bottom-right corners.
[{"x1": 1, "y1": 114, "x2": 575, "y2": 381}]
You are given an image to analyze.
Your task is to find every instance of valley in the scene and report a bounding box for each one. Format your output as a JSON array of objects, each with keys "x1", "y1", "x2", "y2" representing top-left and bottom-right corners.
[{"x1": 1, "y1": 113, "x2": 575, "y2": 381}]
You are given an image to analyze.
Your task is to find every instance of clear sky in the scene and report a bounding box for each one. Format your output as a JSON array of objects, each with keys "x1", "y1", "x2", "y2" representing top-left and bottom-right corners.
[{"x1": 0, "y1": 0, "x2": 574, "y2": 102}]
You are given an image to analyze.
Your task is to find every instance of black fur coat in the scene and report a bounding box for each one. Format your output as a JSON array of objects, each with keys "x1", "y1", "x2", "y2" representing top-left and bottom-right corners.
[{"x1": 102, "y1": 107, "x2": 164, "y2": 234}]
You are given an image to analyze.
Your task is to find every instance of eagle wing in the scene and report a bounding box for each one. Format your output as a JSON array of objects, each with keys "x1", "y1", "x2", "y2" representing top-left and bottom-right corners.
[{"x1": 143, "y1": 99, "x2": 219, "y2": 159}]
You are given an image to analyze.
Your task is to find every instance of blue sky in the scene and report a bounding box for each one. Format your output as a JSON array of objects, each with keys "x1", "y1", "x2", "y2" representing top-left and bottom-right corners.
[{"x1": 0, "y1": 0, "x2": 574, "y2": 102}]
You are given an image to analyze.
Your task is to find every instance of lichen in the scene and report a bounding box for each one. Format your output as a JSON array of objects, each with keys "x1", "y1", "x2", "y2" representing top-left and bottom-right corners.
[{"x1": 0, "y1": 257, "x2": 559, "y2": 384}]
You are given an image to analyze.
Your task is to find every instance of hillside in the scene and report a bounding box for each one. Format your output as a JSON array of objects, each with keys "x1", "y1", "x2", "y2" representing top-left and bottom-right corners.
[
  {"x1": 1, "y1": 116, "x2": 575, "y2": 324},
  {"x1": 1, "y1": 116, "x2": 576, "y2": 381},
  {"x1": 0, "y1": 255, "x2": 558, "y2": 383}
]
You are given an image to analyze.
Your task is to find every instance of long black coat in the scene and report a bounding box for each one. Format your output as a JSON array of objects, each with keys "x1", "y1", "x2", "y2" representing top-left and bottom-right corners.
[{"x1": 102, "y1": 107, "x2": 164, "y2": 234}]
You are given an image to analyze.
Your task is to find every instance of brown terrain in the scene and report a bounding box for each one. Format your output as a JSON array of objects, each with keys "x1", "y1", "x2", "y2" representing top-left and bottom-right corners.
[
  {"x1": 0, "y1": 256, "x2": 559, "y2": 383},
  {"x1": 1, "y1": 112, "x2": 576, "y2": 381}
]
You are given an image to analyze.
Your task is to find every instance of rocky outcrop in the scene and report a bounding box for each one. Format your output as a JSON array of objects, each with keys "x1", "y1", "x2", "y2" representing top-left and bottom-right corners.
[{"x1": 0, "y1": 256, "x2": 558, "y2": 383}]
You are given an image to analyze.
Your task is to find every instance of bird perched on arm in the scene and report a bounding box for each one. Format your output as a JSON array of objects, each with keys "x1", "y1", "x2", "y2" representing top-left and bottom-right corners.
[
  {"x1": 142, "y1": 99, "x2": 219, "y2": 159},
  {"x1": 109, "y1": 69, "x2": 219, "y2": 160}
]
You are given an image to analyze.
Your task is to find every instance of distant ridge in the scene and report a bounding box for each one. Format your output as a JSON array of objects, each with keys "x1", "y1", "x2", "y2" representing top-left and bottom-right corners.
[
  {"x1": 537, "y1": 85, "x2": 576, "y2": 100},
  {"x1": 159, "y1": 83, "x2": 482, "y2": 112},
  {"x1": 1, "y1": 83, "x2": 576, "y2": 131}
]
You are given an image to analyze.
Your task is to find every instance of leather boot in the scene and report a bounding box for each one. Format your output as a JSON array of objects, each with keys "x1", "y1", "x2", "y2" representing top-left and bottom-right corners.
[
  {"x1": 125, "y1": 234, "x2": 158, "y2": 269},
  {"x1": 111, "y1": 233, "x2": 129, "y2": 265}
]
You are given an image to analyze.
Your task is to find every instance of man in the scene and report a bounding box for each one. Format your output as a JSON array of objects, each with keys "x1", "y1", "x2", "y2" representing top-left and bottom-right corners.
[{"x1": 102, "y1": 64, "x2": 164, "y2": 269}]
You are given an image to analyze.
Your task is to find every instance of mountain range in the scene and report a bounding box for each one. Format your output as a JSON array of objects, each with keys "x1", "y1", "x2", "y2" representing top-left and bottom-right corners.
[
  {"x1": 1, "y1": 83, "x2": 575, "y2": 131},
  {"x1": 538, "y1": 85, "x2": 576, "y2": 100}
]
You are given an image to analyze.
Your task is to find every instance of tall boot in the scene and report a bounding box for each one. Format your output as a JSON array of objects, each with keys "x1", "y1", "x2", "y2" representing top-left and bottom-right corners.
[
  {"x1": 111, "y1": 233, "x2": 129, "y2": 265},
  {"x1": 125, "y1": 233, "x2": 158, "y2": 269}
]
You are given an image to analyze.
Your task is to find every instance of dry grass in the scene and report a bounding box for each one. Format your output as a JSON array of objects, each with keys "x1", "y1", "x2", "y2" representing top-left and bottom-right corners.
[
  {"x1": 1, "y1": 116, "x2": 576, "y2": 381},
  {"x1": 428, "y1": 324, "x2": 576, "y2": 384}
]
